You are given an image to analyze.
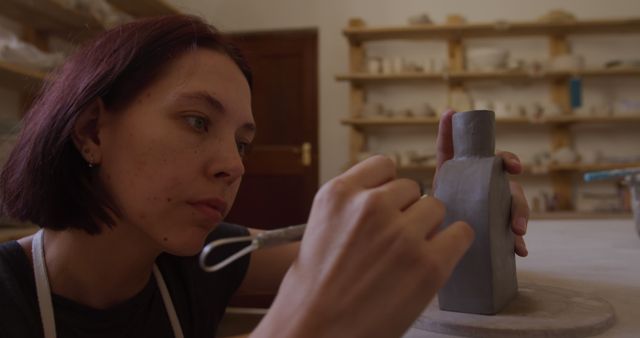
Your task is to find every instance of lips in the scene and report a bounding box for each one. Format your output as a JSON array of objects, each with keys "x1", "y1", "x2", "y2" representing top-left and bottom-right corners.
[{"x1": 188, "y1": 198, "x2": 228, "y2": 222}]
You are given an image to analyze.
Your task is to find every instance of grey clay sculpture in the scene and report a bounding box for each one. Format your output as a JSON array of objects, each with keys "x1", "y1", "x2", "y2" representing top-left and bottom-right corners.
[{"x1": 433, "y1": 110, "x2": 517, "y2": 315}]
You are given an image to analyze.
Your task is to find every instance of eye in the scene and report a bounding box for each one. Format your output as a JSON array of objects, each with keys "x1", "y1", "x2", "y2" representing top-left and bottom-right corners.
[
  {"x1": 237, "y1": 140, "x2": 252, "y2": 157},
  {"x1": 184, "y1": 115, "x2": 209, "y2": 132}
]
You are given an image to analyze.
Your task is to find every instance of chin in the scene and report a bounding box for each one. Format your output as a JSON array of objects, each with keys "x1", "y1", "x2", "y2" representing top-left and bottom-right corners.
[{"x1": 162, "y1": 227, "x2": 211, "y2": 257}]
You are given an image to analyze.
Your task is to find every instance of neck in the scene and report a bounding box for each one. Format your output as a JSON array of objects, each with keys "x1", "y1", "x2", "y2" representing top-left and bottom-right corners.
[{"x1": 40, "y1": 224, "x2": 162, "y2": 309}]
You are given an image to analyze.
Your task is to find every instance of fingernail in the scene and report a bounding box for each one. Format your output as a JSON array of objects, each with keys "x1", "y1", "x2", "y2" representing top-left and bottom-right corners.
[
  {"x1": 516, "y1": 240, "x2": 528, "y2": 256},
  {"x1": 516, "y1": 217, "x2": 527, "y2": 234}
]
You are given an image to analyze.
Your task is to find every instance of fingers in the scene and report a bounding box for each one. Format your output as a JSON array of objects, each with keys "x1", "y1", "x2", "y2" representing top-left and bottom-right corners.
[
  {"x1": 510, "y1": 181, "x2": 529, "y2": 236},
  {"x1": 496, "y1": 151, "x2": 523, "y2": 175},
  {"x1": 341, "y1": 154, "x2": 397, "y2": 189},
  {"x1": 425, "y1": 221, "x2": 475, "y2": 276},
  {"x1": 515, "y1": 235, "x2": 528, "y2": 257},
  {"x1": 435, "y1": 110, "x2": 456, "y2": 169},
  {"x1": 401, "y1": 196, "x2": 446, "y2": 238},
  {"x1": 373, "y1": 178, "x2": 422, "y2": 211}
]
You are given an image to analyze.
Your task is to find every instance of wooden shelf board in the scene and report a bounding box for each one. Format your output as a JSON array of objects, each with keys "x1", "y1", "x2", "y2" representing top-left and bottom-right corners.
[
  {"x1": 0, "y1": 226, "x2": 38, "y2": 243},
  {"x1": 0, "y1": 0, "x2": 102, "y2": 35},
  {"x1": 106, "y1": 0, "x2": 179, "y2": 17},
  {"x1": 0, "y1": 62, "x2": 46, "y2": 91},
  {"x1": 344, "y1": 18, "x2": 640, "y2": 42},
  {"x1": 336, "y1": 68, "x2": 640, "y2": 83},
  {"x1": 549, "y1": 162, "x2": 640, "y2": 172},
  {"x1": 530, "y1": 211, "x2": 633, "y2": 220},
  {"x1": 341, "y1": 115, "x2": 640, "y2": 127}
]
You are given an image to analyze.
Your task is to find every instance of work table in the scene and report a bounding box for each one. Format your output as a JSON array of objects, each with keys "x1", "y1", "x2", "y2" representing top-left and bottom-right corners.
[{"x1": 405, "y1": 219, "x2": 640, "y2": 338}]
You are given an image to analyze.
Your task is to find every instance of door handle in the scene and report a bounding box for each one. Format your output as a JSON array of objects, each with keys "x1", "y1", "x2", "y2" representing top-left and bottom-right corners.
[{"x1": 301, "y1": 142, "x2": 312, "y2": 166}]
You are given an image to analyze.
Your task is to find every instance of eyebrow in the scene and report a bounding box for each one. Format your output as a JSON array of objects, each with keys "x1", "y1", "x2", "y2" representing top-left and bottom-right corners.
[{"x1": 175, "y1": 91, "x2": 256, "y2": 133}]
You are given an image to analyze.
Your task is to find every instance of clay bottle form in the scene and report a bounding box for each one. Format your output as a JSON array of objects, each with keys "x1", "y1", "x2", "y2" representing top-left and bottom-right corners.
[{"x1": 433, "y1": 110, "x2": 517, "y2": 315}]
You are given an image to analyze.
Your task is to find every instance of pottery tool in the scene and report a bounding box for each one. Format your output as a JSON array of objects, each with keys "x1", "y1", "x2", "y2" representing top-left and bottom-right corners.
[
  {"x1": 199, "y1": 224, "x2": 306, "y2": 272},
  {"x1": 583, "y1": 167, "x2": 640, "y2": 182},
  {"x1": 584, "y1": 167, "x2": 640, "y2": 237}
]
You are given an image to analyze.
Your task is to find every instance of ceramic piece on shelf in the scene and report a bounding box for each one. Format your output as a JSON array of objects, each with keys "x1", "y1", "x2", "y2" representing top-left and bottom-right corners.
[
  {"x1": 405, "y1": 59, "x2": 424, "y2": 73},
  {"x1": 422, "y1": 58, "x2": 435, "y2": 73},
  {"x1": 538, "y1": 9, "x2": 577, "y2": 23},
  {"x1": 542, "y1": 191, "x2": 560, "y2": 212},
  {"x1": 614, "y1": 98, "x2": 640, "y2": 115},
  {"x1": 401, "y1": 108, "x2": 414, "y2": 118},
  {"x1": 493, "y1": 101, "x2": 512, "y2": 118},
  {"x1": 524, "y1": 102, "x2": 545, "y2": 120},
  {"x1": 421, "y1": 103, "x2": 437, "y2": 117},
  {"x1": 400, "y1": 150, "x2": 413, "y2": 167},
  {"x1": 531, "y1": 151, "x2": 552, "y2": 174},
  {"x1": 348, "y1": 17, "x2": 366, "y2": 27},
  {"x1": 382, "y1": 152, "x2": 400, "y2": 165},
  {"x1": 445, "y1": 14, "x2": 467, "y2": 25},
  {"x1": 408, "y1": 13, "x2": 433, "y2": 25},
  {"x1": 409, "y1": 150, "x2": 435, "y2": 166},
  {"x1": 551, "y1": 146, "x2": 579, "y2": 164},
  {"x1": 392, "y1": 57, "x2": 405, "y2": 74},
  {"x1": 580, "y1": 150, "x2": 603, "y2": 165},
  {"x1": 473, "y1": 99, "x2": 494, "y2": 111},
  {"x1": 526, "y1": 59, "x2": 548, "y2": 74},
  {"x1": 542, "y1": 101, "x2": 563, "y2": 117},
  {"x1": 434, "y1": 110, "x2": 517, "y2": 314},
  {"x1": 381, "y1": 58, "x2": 394, "y2": 74},
  {"x1": 531, "y1": 196, "x2": 542, "y2": 213},
  {"x1": 384, "y1": 109, "x2": 395, "y2": 118},
  {"x1": 466, "y1": 47, "x2": 509, "y2": 71},
  {"x1": 604, "y1": 59, "x2": 640, "y2": 70},
  {"x1": 506, "y1": 58, "x2": 525, "y2": 72},
  {"x1": 366, "y1": 58, "x2": 382, "y2": 74}
]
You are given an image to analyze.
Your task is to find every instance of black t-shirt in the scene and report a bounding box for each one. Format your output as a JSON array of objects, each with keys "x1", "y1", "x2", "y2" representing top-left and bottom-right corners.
[{"x1": 0, "y1": 223, "x2": 251, "y2": 338}]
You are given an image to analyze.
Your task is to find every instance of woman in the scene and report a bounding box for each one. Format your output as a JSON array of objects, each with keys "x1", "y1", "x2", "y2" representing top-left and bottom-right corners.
[{"x1": 0, "y1": 15, "x2": 529, "y2": 338}]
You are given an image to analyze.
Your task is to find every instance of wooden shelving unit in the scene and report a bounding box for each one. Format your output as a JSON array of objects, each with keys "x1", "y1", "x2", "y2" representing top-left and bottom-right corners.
[
  {"x1": 339, "y1": 16, "x2": 640, "y2": 216},
  {"x1": 0, "y1": 0, "x2": 179, "y2": 93}
]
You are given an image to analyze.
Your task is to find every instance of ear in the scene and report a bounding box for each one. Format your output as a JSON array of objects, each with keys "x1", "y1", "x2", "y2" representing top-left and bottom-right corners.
[{"x1": 72, "y1": 98, "x2": 106, "y2": 166}]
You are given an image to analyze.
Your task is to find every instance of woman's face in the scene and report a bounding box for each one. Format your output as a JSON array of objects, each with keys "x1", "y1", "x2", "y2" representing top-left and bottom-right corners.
[{"x1": 96, "y1": 49, "x2": 254, "y2": 256}]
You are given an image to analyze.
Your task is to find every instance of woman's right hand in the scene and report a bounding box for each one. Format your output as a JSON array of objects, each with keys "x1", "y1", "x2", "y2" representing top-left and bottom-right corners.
[{"x1": 252, "y1": 155, "x2": 474, "y2": 338}]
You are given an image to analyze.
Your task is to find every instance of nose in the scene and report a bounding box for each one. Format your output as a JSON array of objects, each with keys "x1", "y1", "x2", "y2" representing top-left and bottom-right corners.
[{"x1": 207, "y1": 141, "x2": 245, "y2": 184}]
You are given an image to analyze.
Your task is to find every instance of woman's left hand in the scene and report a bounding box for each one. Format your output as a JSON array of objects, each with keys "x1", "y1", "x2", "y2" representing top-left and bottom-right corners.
[{"x1": 435, "y1": 109, "x2": 529, "y2": 257}]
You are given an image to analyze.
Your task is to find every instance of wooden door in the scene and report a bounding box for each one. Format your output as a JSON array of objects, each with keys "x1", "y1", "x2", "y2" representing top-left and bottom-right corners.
[{"x1": 224, "y1": 29, "x2": 318, "y2": 230}]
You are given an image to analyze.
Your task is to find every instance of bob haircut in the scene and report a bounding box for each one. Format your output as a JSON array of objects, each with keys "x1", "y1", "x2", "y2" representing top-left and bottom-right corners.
[{"x1": 0, "y1": 15, "x2": 252, "y2": 234}]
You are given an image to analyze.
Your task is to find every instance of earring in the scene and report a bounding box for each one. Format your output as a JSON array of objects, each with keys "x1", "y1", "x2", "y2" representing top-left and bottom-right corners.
[{"x1": 83, "y1": 148, "x2": 95, "y2": 168}]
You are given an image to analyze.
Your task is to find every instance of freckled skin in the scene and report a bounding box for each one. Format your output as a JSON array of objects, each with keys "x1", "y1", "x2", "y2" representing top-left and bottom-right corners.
[{"x1": 96, "y1": 50, "x2": 254, "y2": 256}]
